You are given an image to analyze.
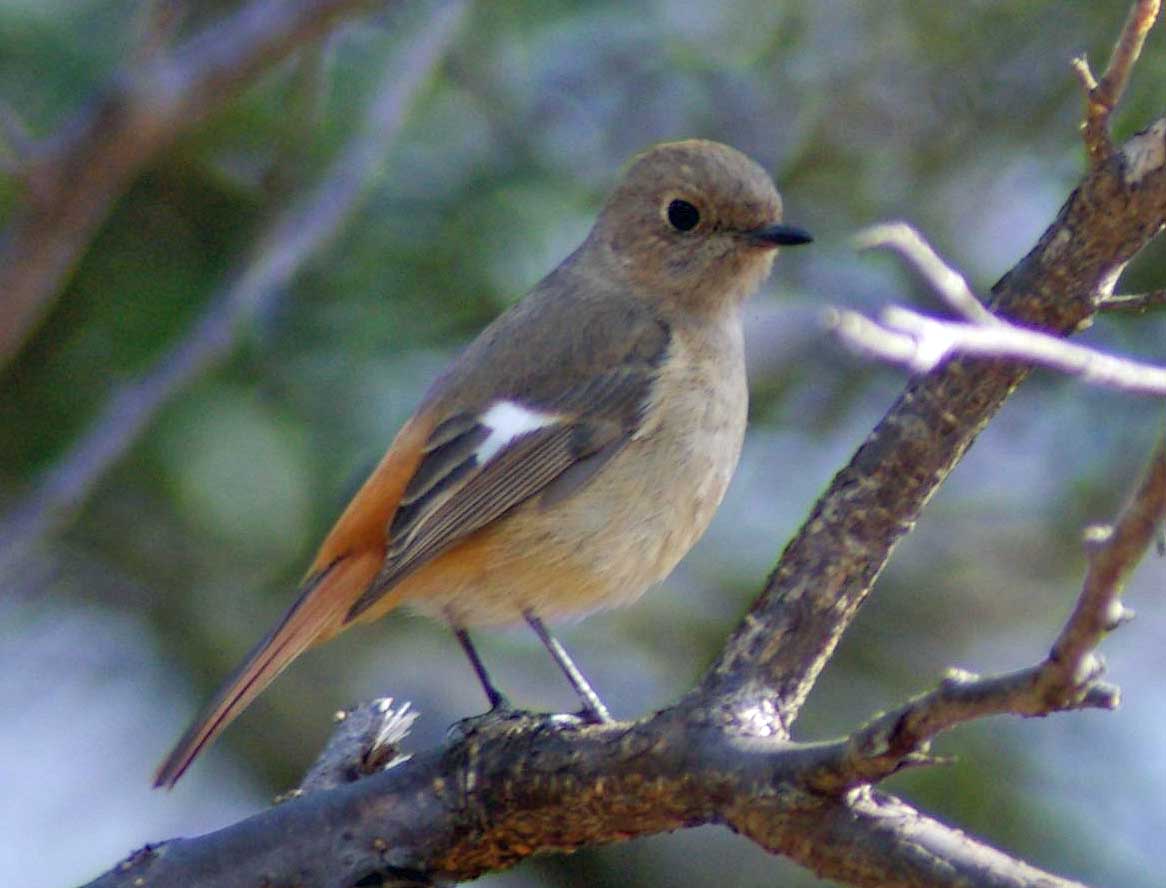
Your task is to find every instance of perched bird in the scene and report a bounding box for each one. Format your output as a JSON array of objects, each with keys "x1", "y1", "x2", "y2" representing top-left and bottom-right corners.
[{"x1": 154, "y1": 139, "x2": 811, "y2": 787}]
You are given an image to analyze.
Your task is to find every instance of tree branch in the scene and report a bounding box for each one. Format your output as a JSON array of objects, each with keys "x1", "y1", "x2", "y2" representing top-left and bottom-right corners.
[
  {"x1": 731, "y1": 789, "x2": 1091, "y2": 888},
  {"x1": 829, "y1": 303, "x2": 1166, "y2": 395},
  {"x1": 1048, "y1": 437, "x2": 1165, "y2": 680},
  {"x1": 0, "y1": 0, "x2": 467, "y2": 570},
  {"x1": 804, "y1": 434, "x2": 1165, "y2": 793},
  {"x1": 854, "y1": 222, "x2": 998, "y2": 325},
  {"x1": 1073, "y1": 0, "x2": 1160, "y2": 162},
  {"x1": 1098, "y1": 289, "x2": 1166, "y2": 313},
  {"x1": 82, "y1": 706, "x2": 1091, "y2": 888},
  {"x1": 0, "y1": 0, "x2": 387, "y2": 369}
]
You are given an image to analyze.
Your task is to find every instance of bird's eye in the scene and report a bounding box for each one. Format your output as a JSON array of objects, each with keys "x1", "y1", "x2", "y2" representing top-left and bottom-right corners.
[{"x1": 666, "y1": 199, "x2": 701, "y2": 232}]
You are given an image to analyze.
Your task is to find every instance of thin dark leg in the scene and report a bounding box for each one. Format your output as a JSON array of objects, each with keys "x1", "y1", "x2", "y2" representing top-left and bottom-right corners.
[
  {"x1": 454, "y1": 627, "x2": 508, "y2": 710},
  {"x1": 523, "y1": 610, "x2": 613, "y2": 724}
]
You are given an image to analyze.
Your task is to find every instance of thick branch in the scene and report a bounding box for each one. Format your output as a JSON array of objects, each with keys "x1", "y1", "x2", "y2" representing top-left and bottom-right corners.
[
  {"x1": 0, "y1": 0, "x2": 385, "y2": 368},
  {"x1": 733, "y1": 789, "x2": 1090, "y2": 888},
  {"x1": 81, "y1": 709, "x2": 1086, "y2": 888}
]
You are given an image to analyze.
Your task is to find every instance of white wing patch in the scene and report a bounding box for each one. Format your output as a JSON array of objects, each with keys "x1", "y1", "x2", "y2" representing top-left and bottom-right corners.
[{"x1": 477, "y1": 401, "x2": 560, "y2": 464}]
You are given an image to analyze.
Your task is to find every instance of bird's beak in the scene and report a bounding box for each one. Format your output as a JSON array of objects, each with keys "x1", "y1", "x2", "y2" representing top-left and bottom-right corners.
[{"x1": 746, "y1": 222, "x2": 813, "y2": 248}]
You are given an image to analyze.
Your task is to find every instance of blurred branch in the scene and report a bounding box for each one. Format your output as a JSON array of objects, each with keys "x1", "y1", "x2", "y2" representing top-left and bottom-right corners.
[
  {"x1": 854, "y1": 222, "x2": 997, "y2": 325},
  {"x1": 0, "y1": 96, "x2": 33, "y2": 171},
  {"x1": 1073, "y1": 0, "x2": 1160, "y2": 163},
  {"x1": 133, "y1": 0, "x2": 187, "y2": 63},
  {"x1": 835, "y1": 220, "x2": 1166, "y2": 394},
  {"x1": 829, "y1": 303, "x2": 1166, "y2": 395},
  {"x1": 0, "y1": 0, "x2": 468, "y2": 568},
  {"x1": 0, "y1": 0, "x2": 386, "y2": 370}
]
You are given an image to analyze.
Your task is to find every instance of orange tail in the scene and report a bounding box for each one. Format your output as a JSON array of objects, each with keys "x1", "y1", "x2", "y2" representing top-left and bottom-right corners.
[{"x1": 153, "y1": 552, "x2": 380, "y2": 788}]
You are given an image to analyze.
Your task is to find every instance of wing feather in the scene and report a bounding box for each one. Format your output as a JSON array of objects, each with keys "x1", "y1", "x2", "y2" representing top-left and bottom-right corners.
[{"x1": 344, "y1": 317, "x2": 672, "y2": 622}]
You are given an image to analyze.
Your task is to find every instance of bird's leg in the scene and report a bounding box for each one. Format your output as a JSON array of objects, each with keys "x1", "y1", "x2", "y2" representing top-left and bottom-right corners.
[
  {"x1": 454, "y1": 626, "x2": 510, "y2": 711},
  {"x1": 523, "y1": 610, "x2": 613, "y2": 724}
]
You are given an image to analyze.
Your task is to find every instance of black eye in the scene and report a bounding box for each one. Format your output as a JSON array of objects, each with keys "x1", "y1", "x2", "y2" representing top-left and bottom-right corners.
[{"x1": 666, "y1": 199, "x2": 700, "y2": 232}]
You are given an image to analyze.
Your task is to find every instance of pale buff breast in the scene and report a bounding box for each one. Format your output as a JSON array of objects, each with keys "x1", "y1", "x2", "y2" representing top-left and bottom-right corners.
[{"x1": 400, "y1": 311, "x2": 748, "y2": 626}]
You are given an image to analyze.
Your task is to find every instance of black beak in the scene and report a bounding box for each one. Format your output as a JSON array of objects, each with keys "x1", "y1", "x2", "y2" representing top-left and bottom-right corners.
[{"x1": 747, "y1": 222, "x2": 813, "y2": 247}]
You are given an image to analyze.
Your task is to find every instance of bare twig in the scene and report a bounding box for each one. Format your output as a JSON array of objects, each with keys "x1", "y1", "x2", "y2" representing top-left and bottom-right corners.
[
  {"x1": 811, "y1": 436, "x2": 1165, "y2": 793},
  {"x1": 854, "y1": 222, "x2": 997, "y2": 325},
  {"x1": 829, "y1": 305, "x2": 1166, "y2": 395},
  {"x1": 1075, "y1": 0, "x2": 1160, "y2": 162},
  {"x1": 1098, "y1": 289, "x2": 1166, "y2": 313},
  {"x1": 0, "y1": 0, "x2": 385, "y2": 369},
  {"x1": 808, "y1": 663, "x2": 1119, "y2": 792},
  {"x1": 0, "y1": 0, "x2": 467, "y2": 566},
  {"x1": 1047, "y1": 438, "x2": 1165, "y2": 680},
  {"x1": 803, "y1": 425, "x2": 1165, "y2": 795}
]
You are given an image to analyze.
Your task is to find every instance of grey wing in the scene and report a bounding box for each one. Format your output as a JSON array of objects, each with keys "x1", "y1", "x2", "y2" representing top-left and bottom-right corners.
[{"x1": 344, "y1": 361, "x2": 663, "y2": 621}]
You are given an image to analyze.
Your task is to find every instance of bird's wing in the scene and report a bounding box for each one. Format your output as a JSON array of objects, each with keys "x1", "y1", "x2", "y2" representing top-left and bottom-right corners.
[{"x1": 345, "y1": 355, "x2": 664, "y2": 620}]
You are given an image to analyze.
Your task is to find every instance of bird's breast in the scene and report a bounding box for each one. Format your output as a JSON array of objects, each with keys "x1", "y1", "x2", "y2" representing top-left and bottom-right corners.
[{"x1": 513, "y1": 312, "x2": 747, "y2": 615}]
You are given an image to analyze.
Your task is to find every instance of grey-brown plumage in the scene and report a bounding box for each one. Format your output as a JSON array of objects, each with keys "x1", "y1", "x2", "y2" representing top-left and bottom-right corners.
[{"x1": 153, "y1": 138, "x2": 810, "y2": 788}]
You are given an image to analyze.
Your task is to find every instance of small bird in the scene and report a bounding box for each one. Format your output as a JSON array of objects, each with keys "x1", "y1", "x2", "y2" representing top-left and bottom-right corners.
[{"x1": 154, "y1": 139, "x2": 811, "y2": 787}]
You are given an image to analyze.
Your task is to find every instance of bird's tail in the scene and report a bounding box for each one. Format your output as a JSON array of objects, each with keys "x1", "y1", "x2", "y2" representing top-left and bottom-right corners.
[{"x1": 152, "y1": 552, "x2": 381, "y2": 788}]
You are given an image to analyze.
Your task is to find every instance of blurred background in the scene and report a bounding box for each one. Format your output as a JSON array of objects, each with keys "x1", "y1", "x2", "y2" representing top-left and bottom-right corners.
[{"x1": 2, "y1": 1, "x2": 1165, "y2": 886}]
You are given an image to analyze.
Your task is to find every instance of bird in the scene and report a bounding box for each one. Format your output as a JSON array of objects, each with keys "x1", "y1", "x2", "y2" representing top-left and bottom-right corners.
[{"x1": 154, "y1": 138, "x2": 811, "y2": 787}]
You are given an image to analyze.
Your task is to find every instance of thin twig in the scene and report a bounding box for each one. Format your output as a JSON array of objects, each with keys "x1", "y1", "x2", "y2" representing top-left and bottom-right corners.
[
  {"x1": 1047, "y1": 438, "x2": 1165, "y2": 681},
  {"x1": 808, "y1": 434, "x2": 1165, "y2": 792},
  {"x1": 854, "y1": 222, "x2": 997, "y2": 325},
  {"x1": 1098, "y1": 289, "x2": 1166, "y2": 313},
  {"x1": 1077, "y1": 0, "x2": 1160, "y2": 162},
  {"x1": 0, "y1": 0, "x2": 385, "y2": 370},
  {"x1": 0, "y1": 1, "x2": 467, "y2": 567}
]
